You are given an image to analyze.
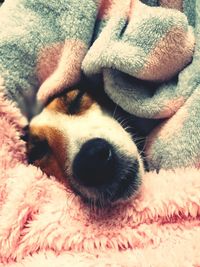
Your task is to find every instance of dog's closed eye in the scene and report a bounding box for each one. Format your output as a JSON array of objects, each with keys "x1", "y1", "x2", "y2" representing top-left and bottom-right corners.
[
  {"x1": 64, "y1": 91, "x2": 85, "y2": 115},
  {"x1": 47, "y1": 90, "x2": 94, "y2": 116}
]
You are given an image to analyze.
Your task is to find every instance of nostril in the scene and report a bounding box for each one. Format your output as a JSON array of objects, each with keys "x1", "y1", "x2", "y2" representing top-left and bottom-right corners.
[
  {"x1": 72, "y1": 138, "x2": 116, "y2": 187},
  {"x1": 90, "y1": 139, "x2": 113, "y2": 166}
]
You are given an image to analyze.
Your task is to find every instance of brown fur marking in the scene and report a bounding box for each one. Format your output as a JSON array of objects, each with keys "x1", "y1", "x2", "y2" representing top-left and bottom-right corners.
[
  {"x1": 27, "y1": 89, "x2": 95, "y2": 183},
  {"x1": 46, "y1": 89, "x2": 94, "y2": 115}
]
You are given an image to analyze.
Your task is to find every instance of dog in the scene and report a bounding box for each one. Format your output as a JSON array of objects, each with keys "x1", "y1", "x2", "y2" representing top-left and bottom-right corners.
[{"x1": 24, "y1": 85, "x2": 147, "y2": 207}]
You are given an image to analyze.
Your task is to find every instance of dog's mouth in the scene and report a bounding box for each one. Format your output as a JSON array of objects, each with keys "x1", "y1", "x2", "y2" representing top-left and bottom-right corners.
[{"x1": 70, "y1": 167, "x2": 142, "y2": 207}]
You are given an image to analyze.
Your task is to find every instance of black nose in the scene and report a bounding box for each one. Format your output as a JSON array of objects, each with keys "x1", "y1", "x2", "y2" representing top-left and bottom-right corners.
[{"x1": 72, "y1": 138, "x2": 116, "y2": 187}]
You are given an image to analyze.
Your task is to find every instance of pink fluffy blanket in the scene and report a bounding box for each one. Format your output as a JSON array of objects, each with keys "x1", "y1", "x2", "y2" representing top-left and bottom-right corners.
[{"x1": 1, "y1": 81, "x2": 200, "y2": 266}]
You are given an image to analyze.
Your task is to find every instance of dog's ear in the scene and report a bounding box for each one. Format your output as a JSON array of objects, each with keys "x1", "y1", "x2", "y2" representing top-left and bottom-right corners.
[
  {"x1": 26, "y1": 134, "x2": 50, "y2": 164},
  {"x1": 21, "y1": 125, "x2": 50, "y2": 164}
]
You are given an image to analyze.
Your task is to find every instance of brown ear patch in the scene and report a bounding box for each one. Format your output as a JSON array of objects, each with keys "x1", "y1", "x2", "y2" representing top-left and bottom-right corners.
[
  {"x1": 27, "y1": 125, "x2": 70, "y2": 184},
  {"x1": 46, "y1": 89, "x2": 94, "y2": 115}
]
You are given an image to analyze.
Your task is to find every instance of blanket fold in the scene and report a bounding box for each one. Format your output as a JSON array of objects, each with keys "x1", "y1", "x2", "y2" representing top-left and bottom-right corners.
[
  {"x1": 0, "y1": 0, "x2": 98, "y2": 105},
  {"x1": 83, "y1": 0, "x2": 194, "y2": 82}
]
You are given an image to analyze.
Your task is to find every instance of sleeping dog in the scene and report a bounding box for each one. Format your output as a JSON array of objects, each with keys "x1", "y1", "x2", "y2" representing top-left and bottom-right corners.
[{"x1": 24, "y1": 86, "x2": 149, "y2": 207}]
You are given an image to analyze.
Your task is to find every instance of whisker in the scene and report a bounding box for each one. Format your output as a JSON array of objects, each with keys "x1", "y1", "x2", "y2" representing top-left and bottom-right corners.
[{"x1": 112, "y1": 104, "x2": 118, "y2": 119}]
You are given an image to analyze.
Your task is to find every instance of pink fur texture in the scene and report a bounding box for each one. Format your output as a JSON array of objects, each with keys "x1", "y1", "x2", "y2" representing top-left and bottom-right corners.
[{"x1": 1, "y1": 82, "x2": 200, "y2": 266}]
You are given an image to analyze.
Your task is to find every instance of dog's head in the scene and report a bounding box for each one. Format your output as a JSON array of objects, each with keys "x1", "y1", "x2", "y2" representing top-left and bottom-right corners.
[{"x1": 25, "y1": 88, "x2": 144, "y2": 206}]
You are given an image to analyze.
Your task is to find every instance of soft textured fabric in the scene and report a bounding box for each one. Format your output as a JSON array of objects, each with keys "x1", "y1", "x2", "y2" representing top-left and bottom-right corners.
[
  {"x1": 0, "y1": 0, "x2": 198, "y2": 170},
  {"x1": 0, "y1": 0, "x2": 200, "y2": 266},
  {"x1": 0, "y1": 87, "x2": 200, "y2": 266},
  {"x1": 83, "y1": 0, "x2": 198, "y2": 170}
]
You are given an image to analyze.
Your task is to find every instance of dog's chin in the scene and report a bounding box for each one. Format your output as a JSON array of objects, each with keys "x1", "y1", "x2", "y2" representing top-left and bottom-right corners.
[{"x1": 67, "y1": 157, "x2": 142, "y2": 208}]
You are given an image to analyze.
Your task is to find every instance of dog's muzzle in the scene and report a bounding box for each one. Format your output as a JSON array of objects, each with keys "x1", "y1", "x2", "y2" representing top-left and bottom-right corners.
[{"x1": 71, "y1": 138, "x2": 141, "y2": 206}]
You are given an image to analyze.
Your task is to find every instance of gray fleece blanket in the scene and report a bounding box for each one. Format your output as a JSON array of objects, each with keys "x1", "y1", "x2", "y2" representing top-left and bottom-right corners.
[{"x1": 0, "y1": 0, "x2": 198, "y2": 171}]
